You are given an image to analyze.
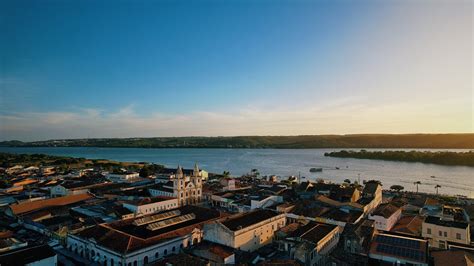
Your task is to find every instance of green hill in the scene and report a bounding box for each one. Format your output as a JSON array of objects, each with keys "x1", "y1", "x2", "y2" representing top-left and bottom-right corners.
[{"x1": 1, "y1": 134, "x2": 473, "y2": 149}]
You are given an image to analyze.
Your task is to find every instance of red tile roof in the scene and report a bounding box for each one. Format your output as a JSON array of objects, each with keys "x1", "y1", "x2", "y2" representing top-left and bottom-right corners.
[{"x1": 10, "y1": 194, "x2": 92, "y2": 215}]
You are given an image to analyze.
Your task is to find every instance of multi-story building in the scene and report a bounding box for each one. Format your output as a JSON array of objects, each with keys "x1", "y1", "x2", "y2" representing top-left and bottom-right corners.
[
  {"x1": 107, "y1": 172, "x2": 140, "y2": 183},
  {"x1": 422, "y1": 216, "x2": 470, "y2": 248},
  {"x1": 122, "y1": 196, "x2": 179, "y2": 216},
  {"x1": 203, "y1": 209, "x2": 286, "y2": 252},
  {"x1": 67, "y1": 205, "x2": 221, "y2": 266},
  {"x1": 148, "y1": 165, "x2": 202, "y2": 206},
  {"x1": 368, "y1": 203, "x2": 402, "y2": 231},
  {"x1": 277, "y1": 221, "x2": 340, "y2": 266}
]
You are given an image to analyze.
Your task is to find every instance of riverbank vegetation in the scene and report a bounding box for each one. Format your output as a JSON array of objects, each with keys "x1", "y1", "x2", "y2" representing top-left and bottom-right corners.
[
  {"x1": 1, "y1": 134, "x2": 473, "y2": 149},
  {"x1": 324, "y1": 150, "x2": 474, "y2": 167},
  {"x1": 0, "y1": 152, "x2": 145, "y2": 170}
]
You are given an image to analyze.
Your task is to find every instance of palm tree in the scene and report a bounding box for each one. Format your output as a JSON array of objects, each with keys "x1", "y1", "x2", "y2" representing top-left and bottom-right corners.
[
  {"x1": 435, "y1": 184, "x2": 441, "y2": 195},
  {"x1": 414, "y1": 181, "x2": 421, "y2": 193}
]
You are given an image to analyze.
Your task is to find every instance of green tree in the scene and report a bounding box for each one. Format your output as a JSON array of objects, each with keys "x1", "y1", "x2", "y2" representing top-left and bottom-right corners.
[
  {"x1": 390, "y1": 185, "x2": 404, "y2": 193},
  {"x1": 413, "y1": 181, "x2": 421, "y2": 193}
]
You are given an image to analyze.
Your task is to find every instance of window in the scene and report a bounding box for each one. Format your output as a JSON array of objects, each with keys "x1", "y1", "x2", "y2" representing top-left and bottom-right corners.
[
  {"x1": 427, "y1": 228, "x2": 431, "y2": 234},
  {"x1": 155, "y1": 252, "x2": 159, "y2": 258},
  {"x1": 456, "y1": 233, "x2": 461, "y2": 240},
  {"x1": 439, "y1": 231, "x2": 442, "y2": 236},
  {"x1": 444, "y1": 232, "x2": 447, "y2": 237}
]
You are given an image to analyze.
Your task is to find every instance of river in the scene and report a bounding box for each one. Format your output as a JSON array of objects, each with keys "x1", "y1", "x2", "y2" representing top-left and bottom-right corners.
[{"x1": 1, "y1": 147, "x2": 473, "y2": 197}]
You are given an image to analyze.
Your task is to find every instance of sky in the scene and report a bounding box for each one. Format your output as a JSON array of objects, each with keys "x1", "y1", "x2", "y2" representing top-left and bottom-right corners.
[{"x1": 0, "y1": 0, "x2": 472, "y2": 141}]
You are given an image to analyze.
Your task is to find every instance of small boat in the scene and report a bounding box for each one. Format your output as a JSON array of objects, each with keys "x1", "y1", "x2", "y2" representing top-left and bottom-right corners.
[
  {"x1": 335, "y1": 167, "x2": 340, "y2": 170},
  {"x1": 309, "y1": 168, "x2": 323, "y2": 173},
  {"x1": 430, "y1": 175, "x2": 436, "y2": 178}
]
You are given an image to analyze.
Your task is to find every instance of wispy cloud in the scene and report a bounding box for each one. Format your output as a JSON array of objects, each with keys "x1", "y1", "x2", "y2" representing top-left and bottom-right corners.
[{"x1": 0, "y1": 98, "x2": 471, "y2": 141}]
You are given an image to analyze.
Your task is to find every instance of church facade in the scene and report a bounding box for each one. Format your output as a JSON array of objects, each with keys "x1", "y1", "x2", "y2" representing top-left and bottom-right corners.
[{"x1": 149, "y1": 164, "x2": 203, "y2": 206}]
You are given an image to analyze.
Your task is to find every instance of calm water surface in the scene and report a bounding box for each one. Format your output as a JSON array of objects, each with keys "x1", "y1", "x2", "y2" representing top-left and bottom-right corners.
[{"x1": 1, "y1": 147, "x2": 473, "y2": 197}]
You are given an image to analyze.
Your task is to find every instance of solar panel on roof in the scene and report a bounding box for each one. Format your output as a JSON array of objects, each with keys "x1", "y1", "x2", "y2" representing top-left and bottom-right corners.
[
  {"x1": 376, "y1": 243, "x2": 425, "y2": 262},
  {"x1": 146, "y1": 213, "x2": 196, "y2": 231},
  {"x1": 133, "y1": 210, "x2": 181, "y2": 226}
]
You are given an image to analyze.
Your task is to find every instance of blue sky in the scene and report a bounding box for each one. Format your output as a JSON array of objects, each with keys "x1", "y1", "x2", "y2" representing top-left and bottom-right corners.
[{"x1": 0, "y1": 0, "x2": 472, "y2": 140}]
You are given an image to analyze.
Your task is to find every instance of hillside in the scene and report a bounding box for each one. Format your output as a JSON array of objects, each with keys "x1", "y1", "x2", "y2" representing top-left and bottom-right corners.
[{"x1": 1, "y1": 134, "x2": 473, "y2": 149}]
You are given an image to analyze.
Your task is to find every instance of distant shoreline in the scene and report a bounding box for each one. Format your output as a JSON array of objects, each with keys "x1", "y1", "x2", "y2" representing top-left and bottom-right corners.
[
  {"x1": 325, "y1": 150, "x2": 474, "y2": 167},
  {"x1": 1, "y1": 134, "x2": 473, "y2": 149}
]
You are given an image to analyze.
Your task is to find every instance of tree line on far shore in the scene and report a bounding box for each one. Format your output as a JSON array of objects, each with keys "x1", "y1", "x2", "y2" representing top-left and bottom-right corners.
[{"x1": 324, "y1": 150, "x2": 474, "y2": 167}]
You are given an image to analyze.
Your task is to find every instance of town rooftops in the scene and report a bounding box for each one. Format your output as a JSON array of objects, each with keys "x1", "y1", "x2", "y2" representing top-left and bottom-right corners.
[
  {"x1": 149, "y1": 183, "x2": 174, "y2": 193},
  {"x1": 371, "y1": 203, "x2": 400, "y2": 218},
  {"x1": 362, "y1": 181, "x2": 381, "y2": 195},
  {"x1": 424, "y1": 215, "x2": 469, "y2": 229},
  {"x1": 286, "y1": 221, "x2": 338, "y2": 244},
  {"x1": 125, "y1": 196, "x2": 176, "y2": 206},
  {"x1": 9, "y1": 193, "x2": 92, "y2": 215},
  {"x1": 391, "y1": 215, "x2": 424, "y2": 236},
  {"x1": 0, "y1": 244, "x2": 56, "y2": 265},
  {"x1": 220, "y1": 209, "x2": 281, "y2": 231}
]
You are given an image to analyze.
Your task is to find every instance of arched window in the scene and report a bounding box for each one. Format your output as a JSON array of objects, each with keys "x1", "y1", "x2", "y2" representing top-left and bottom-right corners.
[
  {"x1": 172, "y1": 246, "x2": 176, "y2": 252},
  {"x1": 164, "y1": 249, "x2": 167, "y2": 255},
  {"x1": 133, "y1": 261, "x2": 137, "y2": 266},
  {"x1": 155, "y1": 252, "x2": 159, "y2": 258},
  {"x1": 144, "y1": 256, "x2": 149, "y2": 264},
  {"x1": 104, "y1": 256, "x2": 107, "y2": 266}
]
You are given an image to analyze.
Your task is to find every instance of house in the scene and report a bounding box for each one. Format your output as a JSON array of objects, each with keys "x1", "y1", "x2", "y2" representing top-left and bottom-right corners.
[
  {"x1": 188, "y1": 241, "x2": 236, "y2": 265},
  {"x1": 107, "y1": 171, "x2": 140, "y2": 183},
  {"x1": 422, "y1": 215, "x2": 470, "y2": 248},
  {"x1": 391, "y1": 215, "x2": 424, "y2": 236},
  {"x1": 368, "y1": 203, "x2": 402, "y2": 231},
  {"x1": 0, "y1": 244, "x2": 57, "y2": 266},
  {"x1": 360, "y1": 180, "x2": 382, "y2": 214},
  {"x1": 50, "y1": 182, "x2": 90, "y2": 197},
  {"x1": 369, "y1": 232, "x2": 429, "y2": 266},
  {"x1": 220, "y1": 178, "x2": 236, "y2": 191},
  {"x1": 122, "y1": 196, "x2": 179, "y2": 216},
  {"x1": 203, "y1": 209, "x2": 286, "y2": 252},
  {"x1": 277, "y1": 221, "x2": 340, "y2": 266},
  {"x1": 341, "y1": 219, "x2": 375, "y2": 256},
  {"x1": 67, "y1": 205, "x2": 222, "y2": 266}
]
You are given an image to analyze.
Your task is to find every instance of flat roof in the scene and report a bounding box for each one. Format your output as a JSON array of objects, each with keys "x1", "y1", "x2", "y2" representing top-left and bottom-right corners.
[
  {"x1": 424, "y1": 216, "x2": 469, "y2": 229},
  {"x1": 287, "y1": 222, "x2": 338, "y2": 244},
  {"x1": 221, "y1": 209, "x2": 281, "y2": 231}
]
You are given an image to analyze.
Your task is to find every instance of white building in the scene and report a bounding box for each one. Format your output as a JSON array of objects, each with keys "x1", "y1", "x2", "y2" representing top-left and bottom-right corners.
[
  {"x1": 148, "y1": 165, "x2": 202, "y2": 206},
  {"x1": 67, "y1": 206, "x2": 221, "y2": 266},
  {"x1": 122, "y1": 197, "x2": 179, "y2": 216},
  {"x1": 107, "y1": 172, "x2": 140, "y2": 183},
  {"x1": 368, "y1": 203, "x2": 402, "y2": 231},
  {"x1": 204, "y1": 209, "x2": 286, "y2": 252}
]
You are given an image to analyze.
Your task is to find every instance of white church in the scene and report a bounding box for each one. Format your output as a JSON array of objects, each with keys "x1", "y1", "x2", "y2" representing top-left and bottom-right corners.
[{"x1": 149, "y1": 164, "x2": 203, "y2": 206}]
